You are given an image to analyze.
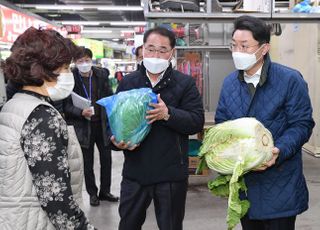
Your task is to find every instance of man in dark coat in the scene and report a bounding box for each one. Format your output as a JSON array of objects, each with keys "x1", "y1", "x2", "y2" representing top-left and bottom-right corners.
[
  {"x1": 216, "y1": 16, "x2": 314, "y2": 230},
  {"x1": 64, "y1": 48, "x2": 119, "y2": 206},
  {"x1": 135, "y1": 45, "x2": 143, "y2": 70},
  {"x1": 112, "y1": 27, "x2": 204, "y2": 230}
]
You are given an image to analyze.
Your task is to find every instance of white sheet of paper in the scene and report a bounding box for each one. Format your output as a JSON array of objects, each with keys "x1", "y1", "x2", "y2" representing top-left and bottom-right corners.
[{"x1": 71, "y1": 92, "x2": 91, "y2": 110}]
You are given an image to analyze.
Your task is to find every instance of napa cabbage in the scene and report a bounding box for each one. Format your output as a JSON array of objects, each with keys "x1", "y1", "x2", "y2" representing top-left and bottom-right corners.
[
  {"x1": 97, "y1": 88, "x2": 157, "y2": 147},
  {"x1": 197, "y1": 117, "x2": 273, "y2": 230}
]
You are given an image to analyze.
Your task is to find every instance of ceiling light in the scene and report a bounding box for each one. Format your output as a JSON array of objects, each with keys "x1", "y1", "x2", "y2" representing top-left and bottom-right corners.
[
  {"x1": 120, "y1": 30, "x2": 135, "y2": 33},
  {"x1": 110, "y1": 21, "x2": 146, "y2": 26},
  {"x1": 18, "y1": 4, "x2": 143, "y2": 11},
  {"x1": 82, "y1": 30, "x2": 112, "y2": 33},
  {"x1": 57, "y1": 21, "x2": 146, "y2": 26},
  {"x1": 60, "y1": 21, "x2": 100, "y2": 26},
  {"x1": 97, "y1": 6, "x2": 143, "y2": 11},
  {"x1": 35, "y1": 5, "x2": 84, "y2": 10},
  {"x1": 47, "y1": 14, "x2": 61, "y2": 17}
]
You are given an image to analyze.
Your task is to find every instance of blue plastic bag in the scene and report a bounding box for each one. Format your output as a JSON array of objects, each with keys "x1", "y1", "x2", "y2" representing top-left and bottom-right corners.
[
  {"x1": 97, "y1": 88, "x2": 157, "y2": 147},
  {"x1": 292, "y1": 0, "x2": 312, "y2": 13}
]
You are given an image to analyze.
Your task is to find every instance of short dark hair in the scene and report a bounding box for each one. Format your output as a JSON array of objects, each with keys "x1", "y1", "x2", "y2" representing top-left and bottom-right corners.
[
  {"x1": 76, "y1": 47, "x2": 93, "y2": 60},
  {"x1": 135, "y1": 45, "x2": 143, "y2": 57},
  {"x1": 143, "y1": 27, "x2": 176, "y2": 48},
  {"x1": 1, "y1": 27, "x2": 81, "y2": 87},
  {"x1": 232, "y1": 16, "x2": 272, "y2": 44}
]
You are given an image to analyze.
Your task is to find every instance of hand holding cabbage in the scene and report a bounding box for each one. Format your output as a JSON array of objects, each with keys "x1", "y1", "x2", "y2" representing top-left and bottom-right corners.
[{"x1": 197, "y1": 117, "x2": 274, "y2": 230}]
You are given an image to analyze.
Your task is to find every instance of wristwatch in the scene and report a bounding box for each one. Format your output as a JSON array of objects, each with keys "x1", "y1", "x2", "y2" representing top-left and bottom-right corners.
[{"x1": 163, "y1": 112, "x2": 170, "y2": 121}]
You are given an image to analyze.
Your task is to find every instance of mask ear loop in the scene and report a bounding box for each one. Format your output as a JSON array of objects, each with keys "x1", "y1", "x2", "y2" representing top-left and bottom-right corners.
[
  {"x1": 42, "y1": 80, "x2": 51, "y2": 97},
  {"x1": 166, "y1": 49, "x2": 175, "y2": 70},
  {"x1": 168, "y1": 50, "x2": 174, "y2": 62},
  {"x1": 254, "y1": 44, "x2": 267, "y2": 63}
]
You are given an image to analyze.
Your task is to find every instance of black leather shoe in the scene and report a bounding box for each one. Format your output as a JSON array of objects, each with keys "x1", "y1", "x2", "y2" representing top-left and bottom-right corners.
[
  {"x1": 90, "y1": 195, "x2": 100, "y2": 206},
  {"x1": 99, "y1": 192, "x2": 119, "y2": 202}
]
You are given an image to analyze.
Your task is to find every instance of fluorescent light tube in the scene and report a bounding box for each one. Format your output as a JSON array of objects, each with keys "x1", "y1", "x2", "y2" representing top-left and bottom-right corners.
[
  {"x1": 19, "y1": 4, "x2": 143, "y2": 11},
  {"x1": 60, "y1": 21, "x2": 100, "y2": 25},
  {"x1": 36, "y1": 5, "x2": 84, "y2": 10},
  {"x1": 58, "y1": 21, "x2": 146, "y2": 26},
  {"x1": 120, "y1": 30, "x2": 135, "y2": 33},
  {"x1": 97, "y1": 6, "x2": 143, "y2": 11},
  {"x1": 110, "y1": 21, "x2": 146, "y2": 26},
  {"x1": 82, "y1": 30, "x2": 113, "y2": 33}
]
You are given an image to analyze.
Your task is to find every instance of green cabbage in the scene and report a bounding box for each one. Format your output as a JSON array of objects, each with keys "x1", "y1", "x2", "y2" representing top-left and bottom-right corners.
[
  {"x1": 197, "y1": 117, "x2": 273, "y2": 230},
  {"x1": 97, "y1": 88, "x2": 157, "y2": 147}
]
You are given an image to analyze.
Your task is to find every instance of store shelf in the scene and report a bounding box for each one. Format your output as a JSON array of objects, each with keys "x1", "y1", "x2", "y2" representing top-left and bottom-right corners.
[
  {"x1": 143, "y1": 0, "x2": 320, "y2": 23},
  {"x1": 270, "y1": 13, "x2": 320, "y2": 22},
  {"x1": 145, "y1": 12, "x2": 272, "y2": 23},
  {"x1": 146, "y1": 11, "x2": 320, "y2": 23},
  {"x1": 146, "y1": 11, "x2": 270, "y2": 19}
]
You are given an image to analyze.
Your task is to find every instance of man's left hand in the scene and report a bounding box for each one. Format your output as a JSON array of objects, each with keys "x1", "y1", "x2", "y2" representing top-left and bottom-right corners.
[
  {"x1": 146, "y1": 94, "x2": 169, "y2": 124},
  {"x1": 254, "y1": 147, "x2": 280, "y2": 171}
]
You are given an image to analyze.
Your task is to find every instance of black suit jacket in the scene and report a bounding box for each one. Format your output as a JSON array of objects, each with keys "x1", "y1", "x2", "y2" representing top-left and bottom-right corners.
[{"x1": 64, "y1": 66, "x2": 113, "y2": 148}]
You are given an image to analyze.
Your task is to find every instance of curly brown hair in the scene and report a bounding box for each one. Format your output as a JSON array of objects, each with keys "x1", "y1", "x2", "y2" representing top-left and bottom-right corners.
[{"x1": 1, "y1": 27, "x2": 81, "y2": 87}]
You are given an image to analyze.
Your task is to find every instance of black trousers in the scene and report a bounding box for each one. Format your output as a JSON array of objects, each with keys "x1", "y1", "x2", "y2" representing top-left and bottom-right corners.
[
  {"x1": 81, "y1": 121, "x2": 112, "y2": 196},
  {"x1": 118, "y1": 178, "x2": 188, "y2": 230},
  {"x1": 241, "y1": 215, "x2": 296, "y2": 230}
]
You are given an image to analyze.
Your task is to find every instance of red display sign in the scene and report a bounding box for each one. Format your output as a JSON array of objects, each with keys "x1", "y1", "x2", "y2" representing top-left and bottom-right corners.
[
  {"x1": 63, "y1": 25, "x2": 82, "y2": 34},
  {"x1": 0, "y1": 5, "x2": 57, "y2": 43},
  {"x1": 134, "y1": 26, "x2": 145, "y2": 34}
]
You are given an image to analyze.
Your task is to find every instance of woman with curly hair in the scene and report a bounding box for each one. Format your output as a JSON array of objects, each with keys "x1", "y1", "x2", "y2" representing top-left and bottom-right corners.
[{"x1": 0, "y1": 27, "x2": 96, "y2": 230}]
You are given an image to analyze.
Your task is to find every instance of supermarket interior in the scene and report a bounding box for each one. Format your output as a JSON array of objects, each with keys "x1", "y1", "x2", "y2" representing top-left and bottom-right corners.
[{"x1": 0, "y1": 1, "x2": 320, "y2": 230}]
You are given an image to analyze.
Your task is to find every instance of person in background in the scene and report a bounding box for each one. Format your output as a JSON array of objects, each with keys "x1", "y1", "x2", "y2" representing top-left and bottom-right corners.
[
  {"x1": 135, "y1": 45, "x2": 143, "y2": 70},
  {"x1": 0, "y1": 27, "x2": 95, "y2": 229},
  {"x1": 114, "y1": 68, "x2": 124, "y2": 83},
  {"x1": 64, "y1": 48, "x2": 119, "y2": 206},
  {"x1": 215, "y1": 15, "x2": 314, "y2": 230},
  {"x1": 112, "y1": 27, "x2": 204, "y2": 230},
  {"x1": 5, "y1": 80, "x2": 19, "y2": 100}
]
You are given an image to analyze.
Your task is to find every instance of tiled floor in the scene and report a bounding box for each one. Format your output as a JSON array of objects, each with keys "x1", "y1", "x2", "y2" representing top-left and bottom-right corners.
[{"x1": 82, "y1": 150, "x2": 320, "y2": 230}]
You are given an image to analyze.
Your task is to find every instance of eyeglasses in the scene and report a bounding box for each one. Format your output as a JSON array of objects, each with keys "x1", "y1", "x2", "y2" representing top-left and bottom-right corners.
[
  {"x1": 144, "y1": 46, "x2": 172, "y2": 55},
  {"x1": 229, "y1": 43, "x2": 261, "y2": 52}
]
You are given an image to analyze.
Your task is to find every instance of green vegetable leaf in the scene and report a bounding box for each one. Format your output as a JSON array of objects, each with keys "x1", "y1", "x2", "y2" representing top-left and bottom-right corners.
[
  {"x1": 227, "y1": 161, "x2": 250, "y2": 230},
  {"x1": 208, "y1": 175, "x2": 231, "y2": 197},
  {"x1": 196, "y1": 157, "x2": 208, "y2": 175}
]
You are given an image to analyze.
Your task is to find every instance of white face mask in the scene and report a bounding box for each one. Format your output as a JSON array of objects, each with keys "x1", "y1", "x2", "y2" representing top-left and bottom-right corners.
[
  {"x1": 232, "y1": 45, "x2": 265, "y2": 70},
  {"x1": 142, "y1": 48, "x2": 173, "y2": 74},
  {"x1": 143, "y1": 57, "x2": 170, "y2": 74},
  {"x1": 46, "y1": 72, "x2": 74, "y2": 101},
  {"x1": 77, "y1": 62, "x2": 92, "y2": 73}
]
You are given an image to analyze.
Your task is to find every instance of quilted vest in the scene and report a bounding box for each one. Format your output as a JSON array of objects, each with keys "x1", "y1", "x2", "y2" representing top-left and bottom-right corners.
[{"x1": 0, "y1": 93, "x2": 84, "y2": 230}]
